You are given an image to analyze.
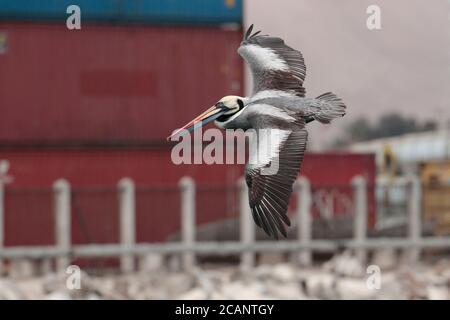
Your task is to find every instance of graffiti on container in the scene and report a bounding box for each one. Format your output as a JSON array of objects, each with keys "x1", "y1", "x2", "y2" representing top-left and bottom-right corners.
[{"x1": 312, "y1": 188, "x2": 353, "y2": 219}]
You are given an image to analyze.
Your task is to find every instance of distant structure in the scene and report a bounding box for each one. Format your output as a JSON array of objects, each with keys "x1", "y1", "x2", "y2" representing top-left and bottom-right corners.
[{"x1": 348, "y1": 129, "x2": 450, "y2": 175}]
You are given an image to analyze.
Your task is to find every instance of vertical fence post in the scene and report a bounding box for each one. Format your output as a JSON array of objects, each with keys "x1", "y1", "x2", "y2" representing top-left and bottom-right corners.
[
  {"x1": 0, "y1": 176, "x2": 4, "y2": 275},
  {"x1": 352, "y1": 175, "x2": 367, "y2": 263},
  {"x1": 118, "y1": 178, "x2": 136, "y2": 273},
  {"x1": 179, "y1": 177, "x2": 196, "y2": 272},
  {"x1": 0, "y1": 160, "x2": 12, "y2": 275},
  {"x1": 406, "y1": 175, "x2": 421, "y2": 263},
  {"x1": 238, "y1": 177, "x2": 255, "y2": 271},
  {"x1": 294, "y1": 177, "x2": 312, "y2": 266},
  {"x1": 53, "y1": 179, "x2": 71, "y2": 272}
]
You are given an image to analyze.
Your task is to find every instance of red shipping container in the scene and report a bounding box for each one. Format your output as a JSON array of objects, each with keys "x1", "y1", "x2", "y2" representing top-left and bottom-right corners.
[
  {"x1": 0, "y1": 148, "x2": 375, "y2": 246},
  {"x1": 0, "y1": 23, "x2": 243, "y2": 144}
]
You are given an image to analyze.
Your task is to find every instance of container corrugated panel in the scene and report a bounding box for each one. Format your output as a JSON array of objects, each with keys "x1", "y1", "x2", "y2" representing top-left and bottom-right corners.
[
  {"x1": 0, "y1": 149, "x2": 375, "y2": 245},
  {"x1": 420, "y1": 161, "x2": 450, "y2": 235},
  {"x1": 0, "y1": 22, "x2": 243, "y2": 145},
  {"x1": 1, "y1": 148, "x2": 243, "y2": 246},
  {"x1": 0, "y1": 0, "x2": 242, "y2": 25}
]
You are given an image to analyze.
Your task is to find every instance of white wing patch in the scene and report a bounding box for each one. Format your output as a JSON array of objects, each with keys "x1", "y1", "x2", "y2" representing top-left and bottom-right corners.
[
  {"x1": 238, "y1": 44, "x2": 289, "y2": 71},
  {"x1": 251, "y1": 104, "x2": 295, "y2": 122},
  {"x1": 250, "y1": 90, "x2": 296, "y2": 101},
  {"x1": 248, "y1": 129, "x2": 291, "y2": 168}
]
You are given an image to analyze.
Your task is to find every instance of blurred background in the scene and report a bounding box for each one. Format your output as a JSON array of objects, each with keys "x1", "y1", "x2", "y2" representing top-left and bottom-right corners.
[{"x1": 0, "y1": 0, "x2": 449, "y2": 300}]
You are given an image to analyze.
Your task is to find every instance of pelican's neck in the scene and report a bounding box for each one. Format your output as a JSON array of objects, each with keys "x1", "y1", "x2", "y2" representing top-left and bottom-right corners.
[{"x1": 240, "y1": 96, "x2": 250, "y2": 106}]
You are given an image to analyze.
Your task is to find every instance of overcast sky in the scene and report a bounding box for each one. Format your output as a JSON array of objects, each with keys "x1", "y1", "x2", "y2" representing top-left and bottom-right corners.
[{"x1": 245, "y1": 0, "x2": 450, "y2": 149}]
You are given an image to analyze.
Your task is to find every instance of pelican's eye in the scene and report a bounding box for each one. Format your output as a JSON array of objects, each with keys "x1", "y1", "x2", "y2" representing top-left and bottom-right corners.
[{"x1": 237, "y1": 99, "x2": 244, "y2": 110}]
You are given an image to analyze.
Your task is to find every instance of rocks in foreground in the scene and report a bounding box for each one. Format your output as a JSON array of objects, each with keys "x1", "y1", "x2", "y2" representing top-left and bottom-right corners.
[{"x1": 0, "y1": 253, "x2": 449, "y2": 300}]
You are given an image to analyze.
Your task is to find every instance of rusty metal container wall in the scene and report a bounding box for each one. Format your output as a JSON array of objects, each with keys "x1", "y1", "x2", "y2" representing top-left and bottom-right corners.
[
  {"x1": 0, "y1": 149, "x2": 375, "y2": 245},
  {"x1": 0, "y1": 148, "x2": 243, "y2": 246},
  {"x1": 301, "y1": 152, "x2": 377, "y2": 228},
  {"x1": 0, "y1": 23, "x2": 243, "y2": 145}
]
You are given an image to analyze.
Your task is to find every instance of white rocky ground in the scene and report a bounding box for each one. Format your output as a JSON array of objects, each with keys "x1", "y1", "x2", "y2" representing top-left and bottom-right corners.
[{"x1": 0, "y1": 251, "x2": 449, "y2": 300}]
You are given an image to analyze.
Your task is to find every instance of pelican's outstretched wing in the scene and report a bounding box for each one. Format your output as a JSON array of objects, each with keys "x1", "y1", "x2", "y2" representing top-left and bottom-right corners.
[
  {"x1": 238, "y1": 24, "x2": 307, "y2": 97},
  {"x1": 245, "y1": 114, "x2": 308, "y2": 239}
]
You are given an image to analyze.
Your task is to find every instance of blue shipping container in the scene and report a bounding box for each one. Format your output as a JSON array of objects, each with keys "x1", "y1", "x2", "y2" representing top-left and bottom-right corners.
[{"x1": 0, "y1": 0, "x2": 242, "y2": 25}]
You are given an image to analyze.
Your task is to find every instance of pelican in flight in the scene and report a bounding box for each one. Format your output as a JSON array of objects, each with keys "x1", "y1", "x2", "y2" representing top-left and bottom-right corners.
[{"x1": 169, "y1": 25, "x2": 346, "y2": 239}]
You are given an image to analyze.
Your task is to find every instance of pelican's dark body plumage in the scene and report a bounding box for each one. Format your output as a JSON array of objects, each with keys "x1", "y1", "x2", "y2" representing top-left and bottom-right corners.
[{"x1": 169, "y1": 25, "x2": 346, "y2": 239}]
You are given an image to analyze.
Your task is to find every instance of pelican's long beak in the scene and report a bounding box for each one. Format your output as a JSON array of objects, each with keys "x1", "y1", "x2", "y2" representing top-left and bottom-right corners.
[{"x1": 167, "y1": 105, "x2": 226, "y2": 141}]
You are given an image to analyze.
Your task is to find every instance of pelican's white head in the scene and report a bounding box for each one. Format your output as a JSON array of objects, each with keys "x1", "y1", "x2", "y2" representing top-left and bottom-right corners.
[{"x1": 167, "y1": 95, "x2": 246, "y2": 140}]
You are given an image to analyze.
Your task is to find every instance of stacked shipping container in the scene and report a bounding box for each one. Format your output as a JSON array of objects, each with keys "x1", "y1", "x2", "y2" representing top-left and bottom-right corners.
[
  {"x1": 0, "y1": 1, "x2": 376, "y2": 251},
  {"x1": 0, "y1": 0, "x2": 245, "y2": 249},
  {"x1": 0, "y1": 0, "x2": 243, "y2": 25},
  {"x1": 0, "y1": 23, "x2": 243, "y2": 144}
]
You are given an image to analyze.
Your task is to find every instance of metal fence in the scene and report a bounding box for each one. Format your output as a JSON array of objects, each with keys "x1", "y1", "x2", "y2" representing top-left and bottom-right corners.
[{"x1": 1, "y1": 174, "x2": 450, "y2": 275}]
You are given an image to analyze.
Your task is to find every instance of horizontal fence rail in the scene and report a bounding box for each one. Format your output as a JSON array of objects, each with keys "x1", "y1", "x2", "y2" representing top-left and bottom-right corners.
[
  {"x1": 3, "y1": 237, "x2": 450, "y2": 260},
  {"x1": 0, "y1": 174, "x2": 448, "y2": 274}
]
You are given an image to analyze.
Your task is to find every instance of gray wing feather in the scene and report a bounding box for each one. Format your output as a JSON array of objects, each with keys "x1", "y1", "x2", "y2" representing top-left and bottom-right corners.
[{"x1": 238, "y1": 25, "x2": 307, "y2": 96}]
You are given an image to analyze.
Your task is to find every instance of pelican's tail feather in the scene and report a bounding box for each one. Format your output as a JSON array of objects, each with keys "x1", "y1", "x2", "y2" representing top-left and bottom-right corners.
[{"x1": 312, "y1": 92, "x2": 346, "y2": 124}]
